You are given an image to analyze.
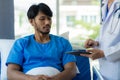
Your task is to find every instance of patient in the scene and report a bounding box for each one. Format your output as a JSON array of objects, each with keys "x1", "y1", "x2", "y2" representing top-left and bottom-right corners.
[{"x1": 6, "y1": 3, "x2": 77, "y2": 80}]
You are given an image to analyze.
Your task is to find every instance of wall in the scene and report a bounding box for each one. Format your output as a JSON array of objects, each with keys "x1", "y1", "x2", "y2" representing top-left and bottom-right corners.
[{"x1": 0, "y1": 0, "x2": 14, "y2": 39}]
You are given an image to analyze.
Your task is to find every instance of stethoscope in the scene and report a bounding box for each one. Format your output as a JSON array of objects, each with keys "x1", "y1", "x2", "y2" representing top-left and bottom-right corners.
[
  {"x1": 114, "y1": 7, "x2": 120, "y2": 18},
  {"x1": 109, "y1": 3, "x2": 120, "y2": 34}
]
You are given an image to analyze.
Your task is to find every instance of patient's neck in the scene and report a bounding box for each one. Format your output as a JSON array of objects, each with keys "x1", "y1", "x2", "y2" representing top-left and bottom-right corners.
[
  {"x1": 35, "y1": 34, "x2": 50, "y2": 43},
  {"x1": 108, "y1": 0, "x2": 114, "y2": 9}
]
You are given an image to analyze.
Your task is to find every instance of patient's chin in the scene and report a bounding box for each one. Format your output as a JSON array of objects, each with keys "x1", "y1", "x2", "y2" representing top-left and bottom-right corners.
[{"x1": 25, "y1": 67, "x2": 60, "y2": 77}]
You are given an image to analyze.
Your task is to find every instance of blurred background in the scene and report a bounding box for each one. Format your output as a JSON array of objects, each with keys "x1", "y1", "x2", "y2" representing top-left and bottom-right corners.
[
  {"x1": 0, "y1": 1, "x2": 102, "y2": 79},
  {"x1": 14, "y1": 0, "x2": 101, "y2": 49}
]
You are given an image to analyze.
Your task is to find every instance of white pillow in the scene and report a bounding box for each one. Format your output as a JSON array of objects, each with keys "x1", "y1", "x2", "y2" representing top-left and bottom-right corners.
[
  {"x1": 26, "y1": 67, "x2": 60, "y2": 76},
  {"x1": 60, "y1": 31, "x2": 69, "y2": 40},
  {"x1": 0, "y1": 39, "x2": 15, "y2": 80}
]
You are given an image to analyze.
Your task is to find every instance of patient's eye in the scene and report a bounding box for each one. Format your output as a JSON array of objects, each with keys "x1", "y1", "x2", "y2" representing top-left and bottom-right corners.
[{"x1": 39, "y1": 16, "x2": 45, "y2": 20}]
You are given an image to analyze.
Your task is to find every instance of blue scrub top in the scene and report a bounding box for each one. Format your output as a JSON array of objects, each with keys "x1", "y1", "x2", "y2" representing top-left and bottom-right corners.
[{"x1": 6, "y1": 34, "x2": 76, "y2": 73}]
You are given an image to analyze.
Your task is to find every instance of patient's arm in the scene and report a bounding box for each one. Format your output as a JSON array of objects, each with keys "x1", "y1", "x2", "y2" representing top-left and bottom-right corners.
[
  {"x1": 7, "y1": 64, "x2": 51, "y2": 80},
  {"x1": 51, "y1": 62, "x2": 77, "y2": 80}
]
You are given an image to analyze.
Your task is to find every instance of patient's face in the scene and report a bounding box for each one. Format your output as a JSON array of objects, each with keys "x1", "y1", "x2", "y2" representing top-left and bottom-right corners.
[{"x1": 32, "y1": 11, "x2": 52, "y2": 34}]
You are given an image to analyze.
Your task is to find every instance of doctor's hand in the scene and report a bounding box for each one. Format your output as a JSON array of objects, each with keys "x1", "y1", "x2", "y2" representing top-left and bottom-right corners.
[
  {"x1": 84, "y1": 39, "x2": 99, "y2": 48},
  {"x1": 80, "y1": 48, "x2": 104, "y2": 60}
]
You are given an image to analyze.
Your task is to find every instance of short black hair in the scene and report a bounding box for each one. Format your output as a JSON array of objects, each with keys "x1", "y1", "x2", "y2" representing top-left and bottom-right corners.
[{"x1": 27, "y1": 3, "x2": 53, "y2": 19}]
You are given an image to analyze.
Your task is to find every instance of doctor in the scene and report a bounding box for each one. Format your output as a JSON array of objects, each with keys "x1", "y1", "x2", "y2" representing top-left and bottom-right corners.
[{"x1": 81, "y1": 0, "x2": 120, "y2": 80}]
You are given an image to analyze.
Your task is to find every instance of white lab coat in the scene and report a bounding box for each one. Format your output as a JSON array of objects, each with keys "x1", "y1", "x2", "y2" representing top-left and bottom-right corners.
[{"x1": 96, "y1": 0, "x2": 120, "y2": 80}]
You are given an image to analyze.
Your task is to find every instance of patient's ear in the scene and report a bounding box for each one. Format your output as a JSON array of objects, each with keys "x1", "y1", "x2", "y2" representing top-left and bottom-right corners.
[{"x1": 29, "y1": 19, "x2": 34, "y2": 26}]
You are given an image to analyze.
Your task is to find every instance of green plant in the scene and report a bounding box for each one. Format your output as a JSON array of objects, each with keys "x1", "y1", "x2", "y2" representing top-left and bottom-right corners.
[
  {"x1": 70, "y1": 20, "x2": 100, "y2": 48},
  {"x1": 74, "y1": 20, "x2": 100, "y2": 39}
]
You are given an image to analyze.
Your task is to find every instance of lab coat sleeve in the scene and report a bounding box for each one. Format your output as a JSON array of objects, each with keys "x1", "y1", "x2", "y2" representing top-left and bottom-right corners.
[{"x1": 104, "y1": 42, "x2": 120, "y2": 62}]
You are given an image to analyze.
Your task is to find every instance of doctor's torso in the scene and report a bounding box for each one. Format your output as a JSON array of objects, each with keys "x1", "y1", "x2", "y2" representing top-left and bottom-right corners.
[
  {"x1": 98, "y1": 0, "x2": 120, "y2": 80},
  {"x1": 99, "y1": 0, "x2": 120, "y2": 50}
]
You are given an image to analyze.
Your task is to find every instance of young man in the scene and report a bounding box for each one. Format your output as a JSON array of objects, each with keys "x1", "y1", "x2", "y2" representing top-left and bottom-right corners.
[
  {"x1": 6, "y1": 3, "x2": 77, "y2": 80},
  {"x1": 81, "y1": 0, "x2": 120, "y2": 80}
]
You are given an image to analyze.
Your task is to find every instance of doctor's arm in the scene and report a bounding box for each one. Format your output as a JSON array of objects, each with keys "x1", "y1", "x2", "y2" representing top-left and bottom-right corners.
[
  {"x1": 80, "y1": 48, "x2": 104, "y2": 60},
  {"x1": 81, "y1": 42, "x2": 120, "y2": 62},
  {"x1": 104, "y1": 42, "x2": 120, "y2": 62}
]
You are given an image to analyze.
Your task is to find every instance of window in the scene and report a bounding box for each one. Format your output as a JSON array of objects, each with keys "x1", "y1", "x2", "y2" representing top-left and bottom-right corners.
[
  {"x1": 14, "y1": 0, "x2": 100, "y2": 74},
  {"x1": 59, "y1": 0, "x2": 100, "y2": 48},
  {"x1": 14, "y1": 0, "x2": 100, "y2": 48},
  {"x1": 14, "y1": 0, "x2": 57, "y2": 38}
]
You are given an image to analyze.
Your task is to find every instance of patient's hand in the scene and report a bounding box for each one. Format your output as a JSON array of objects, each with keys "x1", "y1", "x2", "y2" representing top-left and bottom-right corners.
[
  {"x1": 28, "y1": 75, "x2": 52, "y2": 80},
  {"x1": 30, "y1": 75, "x2": 61, "y2": 80},
  {"x1": 46, "y1": 76, "x2": 59, "y2": 80}
]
